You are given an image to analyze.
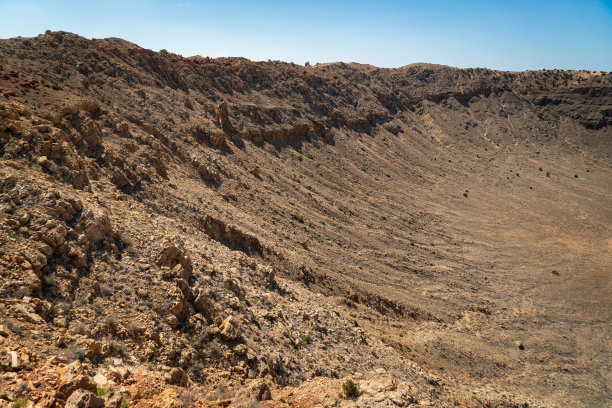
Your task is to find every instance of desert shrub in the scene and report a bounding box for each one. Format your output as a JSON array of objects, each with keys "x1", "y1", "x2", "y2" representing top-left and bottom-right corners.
[
  {"x1": 65, "y1": 344, "x2": 85, "y2": 362},
  {"x1": 12, "y1": 397, "x2": 29, "y2": 408},
  {"x1": 206, "y1": 383, "x2": 233, "y2": 401},
  {"x1": 179, "y1": 388, "x2": 201, "y2": 407},
  {"x1": 342, "y1": 379, "x2": 358, "y2": 398}
]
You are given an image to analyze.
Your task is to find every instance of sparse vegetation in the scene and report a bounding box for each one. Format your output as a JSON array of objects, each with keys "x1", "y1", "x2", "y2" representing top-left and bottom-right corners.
[
  {"x1": 0, "y1": 32, "x2": 608, "y2": 408},
  {"x1": 206, "y1": 383, "x2": 233, "y2": 401},
  {"x1": 12, "y1": 397, "x2": 29, "y2": 408},
  {"x1": 342, "y1": 379, "x2": 359, "y2": 398}
]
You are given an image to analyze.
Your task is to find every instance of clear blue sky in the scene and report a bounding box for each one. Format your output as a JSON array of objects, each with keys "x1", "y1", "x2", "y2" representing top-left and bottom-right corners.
[{"x1": 1, "y1": 0, "x2": 611, "y2": 71}]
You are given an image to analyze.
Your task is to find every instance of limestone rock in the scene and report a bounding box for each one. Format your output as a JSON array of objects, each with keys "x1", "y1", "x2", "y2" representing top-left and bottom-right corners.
[
  {"x1": 56, "y1": 361, "x2": 97, "y2": 403},
  {"x1": 219, "y1": 315, "x2": 241, "y2": 342},
  {"x1": 65, "y1": 389, "x2": 104, "y2": 408},
  {"x1": 82, "y1": 207, "x2": 111, "y2": 243},
  {"x1": 9, "y1": 351, "x2": 22, "y2": 369}
]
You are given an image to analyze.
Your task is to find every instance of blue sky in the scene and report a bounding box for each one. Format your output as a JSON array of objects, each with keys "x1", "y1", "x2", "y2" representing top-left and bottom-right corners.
[{"x1": 0, "y1": 0, "x2": 611, "y2": 71}]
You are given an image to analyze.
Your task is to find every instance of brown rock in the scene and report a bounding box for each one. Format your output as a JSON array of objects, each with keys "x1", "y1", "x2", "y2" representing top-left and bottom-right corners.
[
  {"x1": 168, "y1": 298, "x2": 186, "y2": 319},
  {"x1": 157, "y1": 239, "x2": 192, "y2": 276},
  {"x1": 193, "y1": 289, "x2": 215, "y2": 317},
  {"x1": 56, "y1": 361, "x2": 97, "y2": 403},
  {"x1": 65, "y1": 389, "x2": 104, "y2": 408},
  {"x1": 14, "y1": 303, "x2": 45, "y2": 324},
  {"x1": 176, "y1": 278, "x2": 194, "y2": 301},
  {"x1": 104, "y1": 393, "x2": 123, "y2": 408},
  {"x1": 152, "y1": 388, "x2": 183, "y2": 408},
  {"x1": 219, "y1": 315, "x2": 241, "y2": 342},
  {"x1": 22, "y1": 269, "x2": 42, "y2": 295},
  {"x1": 0, "y1": 325, "x2": 11, "y2": 337},
  {"x1": 26, "y1": 249, "x2": 48, "y2": 270},
  {"x1": 82, "y1": 208, "x2": 111, "y2": 243},
  {"x1": 165, "y1": 367, "x2": 188, "y2": 386}
]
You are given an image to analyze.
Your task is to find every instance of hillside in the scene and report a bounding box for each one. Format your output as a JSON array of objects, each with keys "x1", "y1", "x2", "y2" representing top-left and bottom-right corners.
[{"x1": 0, "y1": 31, "x2": 610, "y2": 407}]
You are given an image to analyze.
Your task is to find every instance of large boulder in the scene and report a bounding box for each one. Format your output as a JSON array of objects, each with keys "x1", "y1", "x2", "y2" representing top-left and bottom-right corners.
[
  {"x1": 55, "y1": 361, "x2": 97, "y2": 403},
  {"x1": 81, "y1": 207, "x2": 111, "y2": 244}
]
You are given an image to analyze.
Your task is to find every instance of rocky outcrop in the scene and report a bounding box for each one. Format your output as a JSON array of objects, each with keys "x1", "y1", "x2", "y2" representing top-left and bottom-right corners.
[{"x1": 200, "y1": 215, "x2": 263, "y2": 255}]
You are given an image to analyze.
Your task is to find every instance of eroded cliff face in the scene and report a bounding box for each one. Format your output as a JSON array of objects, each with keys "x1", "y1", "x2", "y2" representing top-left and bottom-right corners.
[{"x1": 0, "y1": 31, "x2": 610, "y2": 407}]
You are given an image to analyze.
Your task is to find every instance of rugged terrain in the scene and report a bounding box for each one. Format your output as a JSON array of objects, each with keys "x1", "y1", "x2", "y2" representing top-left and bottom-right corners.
[{"x1": 0, "y1": 31, "x2": 610, "y2": 407}]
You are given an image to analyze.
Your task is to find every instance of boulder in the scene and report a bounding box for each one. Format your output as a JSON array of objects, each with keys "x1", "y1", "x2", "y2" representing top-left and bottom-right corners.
[
  {"x1": 22, "y1": 269, "x2": 42, "y2": 296},
  {"x1": 65, "y1": 389, "x2": 104, "y2": 408},
  {"x1": 104, "y1": 392, "x2": 124, "y2": 408},
  {"x1": 157, "y1": 239, "x2": 192, "y2": 276},
  {"x1": 168, "y1": 297, "x2": 186, "y2": 319},
  {"x1": 117, "y1": 122, "x2": 129, "y2": 136},
  {"x1": 14, "y1": 303, "x2": 45, "y2": 324},
  {"x1": 25, "y1": 248, "x2": 48, "y2": 270},
  {"x1": 164, "y1": 367, "x2": 188, "y2": 387},
  {"x1": 56, "y1": 361, "x2": 97, "y2": 403},
  {"x1": 43, "y1": 225, "x2": 67, "y2": 248},
  {"x1": 193, "y1": 288, "x2": 215, "y2": 316},
  {"x1": 0, "y1": 324, "x2": 11, "y2": 337},
  {"x1": 82, "y1": 207, "x2": 111, "y2": 244},
  {"x1": 219, "y1": 316, "x2": 241, "y2": 342}
]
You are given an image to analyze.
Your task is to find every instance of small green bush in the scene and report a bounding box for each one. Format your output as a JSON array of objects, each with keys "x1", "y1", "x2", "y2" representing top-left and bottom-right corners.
[
  {"x1": 342, "y1": 379, "x2": 358, "y2": 398},
  {"x1": 12, "y1": 396, "x2": 29, "y2": 408},
  {"x1": 51, "y1": 85, "x2": 63, "y2": 91}
]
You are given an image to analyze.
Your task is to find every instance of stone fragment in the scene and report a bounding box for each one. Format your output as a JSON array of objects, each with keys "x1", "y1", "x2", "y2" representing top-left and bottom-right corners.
[{"x1": 9, "y1": 351, "x2": 22, "y2": 369}]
